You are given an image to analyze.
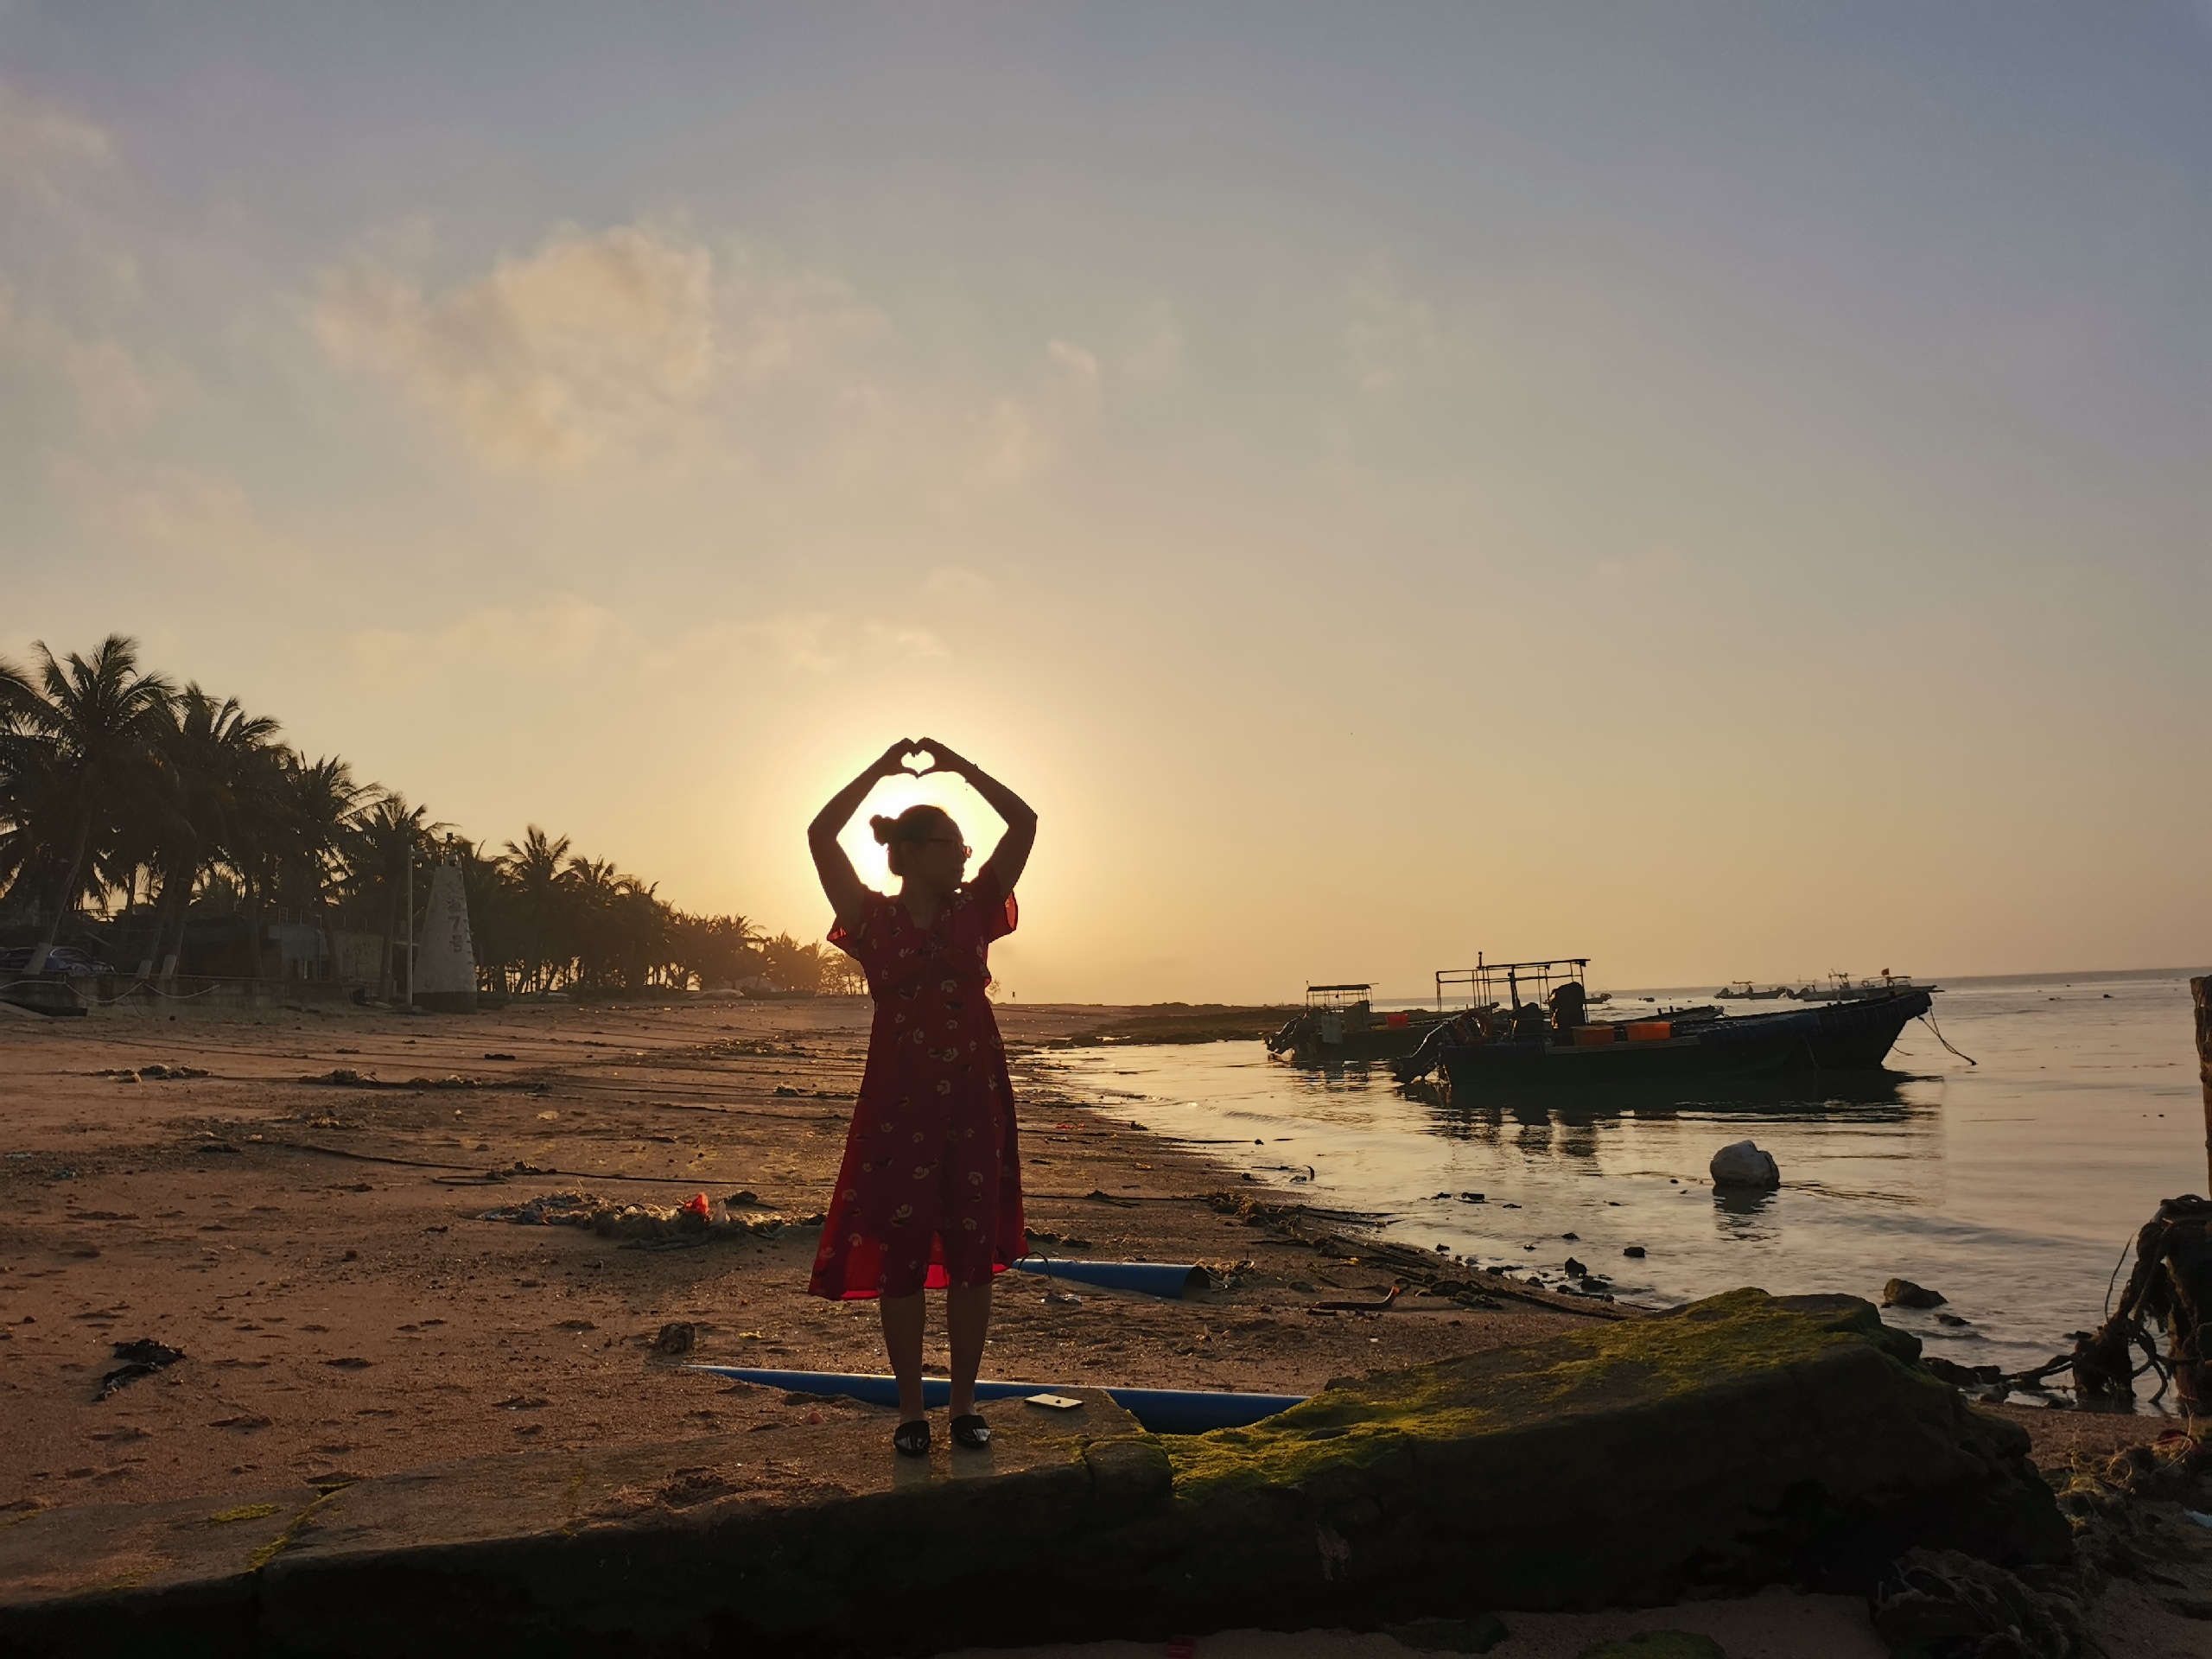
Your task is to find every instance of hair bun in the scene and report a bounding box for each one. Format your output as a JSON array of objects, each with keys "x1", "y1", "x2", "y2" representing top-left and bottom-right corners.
[{"x1": 868, "y1": 814, "x2": 896, "y2": 844}]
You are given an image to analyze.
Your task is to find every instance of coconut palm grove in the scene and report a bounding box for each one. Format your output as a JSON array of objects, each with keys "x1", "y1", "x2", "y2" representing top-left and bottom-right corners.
[{"x1": 0, "y1": 635, "x2": 854, "y2": 1001}]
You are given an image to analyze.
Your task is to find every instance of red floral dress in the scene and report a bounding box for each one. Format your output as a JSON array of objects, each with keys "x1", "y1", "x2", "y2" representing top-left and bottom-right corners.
[{"x1": 808, "y1": 872, "x2": 1026, "y2": 1300}]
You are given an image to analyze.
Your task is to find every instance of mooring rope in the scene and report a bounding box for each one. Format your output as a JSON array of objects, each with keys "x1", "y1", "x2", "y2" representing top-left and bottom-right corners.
[{"x1": 1917, "y1": 1010, "x2": 1976, "y2": 1066}]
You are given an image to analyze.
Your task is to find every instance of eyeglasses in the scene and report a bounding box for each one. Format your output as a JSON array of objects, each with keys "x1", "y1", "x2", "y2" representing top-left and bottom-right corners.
[{"x1": 924, "y1": 836, "x2": 970, "y2": 856}]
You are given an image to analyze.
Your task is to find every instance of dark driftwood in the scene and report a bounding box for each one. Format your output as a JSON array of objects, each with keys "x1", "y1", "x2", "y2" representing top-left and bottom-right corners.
[{"x1": 2071, "y1": 1194, "x2": 2212, "y2": 1411}]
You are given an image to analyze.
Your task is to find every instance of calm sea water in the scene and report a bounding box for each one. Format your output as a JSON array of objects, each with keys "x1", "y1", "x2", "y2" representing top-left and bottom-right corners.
[{"x1": 1038, "y1": 969, "x2": 2209, "y2": 1395}]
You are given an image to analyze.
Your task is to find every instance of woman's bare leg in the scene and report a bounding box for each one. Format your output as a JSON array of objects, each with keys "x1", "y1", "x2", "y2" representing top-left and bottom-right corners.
[
  {"x1": 947, "y1": 1282, "x2": 994, "y2": 1417},
  {"x1": 879, "y1": 1292, "x2": 927, "y2": 1423}
]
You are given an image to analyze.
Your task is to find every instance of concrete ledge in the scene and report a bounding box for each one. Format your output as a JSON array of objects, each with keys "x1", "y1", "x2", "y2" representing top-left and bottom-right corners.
[{"x1": 0, "y1": 1294, "x2": 2068, "y2": 1656}]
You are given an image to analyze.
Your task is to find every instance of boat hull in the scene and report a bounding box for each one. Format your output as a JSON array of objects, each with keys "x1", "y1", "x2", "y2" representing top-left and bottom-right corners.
[{"x1": 1277, "y1": 1026, "x2": 1432, "y2": 1065}]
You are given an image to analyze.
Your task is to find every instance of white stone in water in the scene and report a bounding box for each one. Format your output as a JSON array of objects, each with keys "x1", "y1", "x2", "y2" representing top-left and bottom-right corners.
[{"x1": 1710, "y1": 1140, "x2": 1780, "y2": 1189}]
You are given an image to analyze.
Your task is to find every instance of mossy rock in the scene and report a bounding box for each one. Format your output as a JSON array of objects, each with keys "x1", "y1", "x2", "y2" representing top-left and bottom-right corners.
[{"x1": 1065, "y1": 1289, "x2": 2066, "y2": 1637}]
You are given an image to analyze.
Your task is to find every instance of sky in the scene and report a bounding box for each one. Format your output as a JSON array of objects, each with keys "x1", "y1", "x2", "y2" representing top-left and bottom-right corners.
[{"x1": 2, "y1": 3, "x2": 2207, "y2": 1002}]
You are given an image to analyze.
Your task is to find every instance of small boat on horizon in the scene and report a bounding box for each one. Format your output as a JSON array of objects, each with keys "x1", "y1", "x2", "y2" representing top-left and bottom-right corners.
[
  {"x1": 1716, "y1": 981, "x2": 1794, "y2": 1001},
  {"x1": 1793, "y1": 969, "x2": 1940, "y2": 1002}
]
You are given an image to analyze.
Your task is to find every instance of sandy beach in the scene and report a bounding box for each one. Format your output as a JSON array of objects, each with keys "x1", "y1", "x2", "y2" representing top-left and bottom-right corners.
[
  {"x1": 0, "y1": 998, "x2": 1607, "y2": 1515},
  {"x1": 5, "y1": 999, "x2": 2205, "y2": 1657}
]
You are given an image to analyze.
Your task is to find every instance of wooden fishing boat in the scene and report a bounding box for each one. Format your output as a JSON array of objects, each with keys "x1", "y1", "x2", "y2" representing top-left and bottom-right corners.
[
  {"x1": 1436, "y1": 988, "x2": 1931, "y2": 1097},
  {"x1": 1387, "y1": 954, "x2": 1930, "y2": 1096}
]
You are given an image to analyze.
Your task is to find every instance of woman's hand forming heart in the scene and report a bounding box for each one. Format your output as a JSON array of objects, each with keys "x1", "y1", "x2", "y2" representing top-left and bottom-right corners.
[
  {"x1": 873, "y1": 739, "x2": 925, "y2": 778},
  {"x1": 912, "y1": 737, "x2": 969, "y2": 779}
]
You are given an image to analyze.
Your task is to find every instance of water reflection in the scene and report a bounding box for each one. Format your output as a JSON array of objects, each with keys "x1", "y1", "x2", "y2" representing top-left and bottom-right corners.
[{"x1": 1713, "y1": 1186, "x2": 1780, "y2": 1246}]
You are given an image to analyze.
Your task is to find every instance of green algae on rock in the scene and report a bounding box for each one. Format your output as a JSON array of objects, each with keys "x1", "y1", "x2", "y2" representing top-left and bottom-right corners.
[{"x1": 1116, "y1": 1289, "x2": 2067, "y2": 1635}]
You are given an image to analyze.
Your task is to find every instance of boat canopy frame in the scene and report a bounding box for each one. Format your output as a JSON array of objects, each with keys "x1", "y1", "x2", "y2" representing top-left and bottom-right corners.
[
  {"x1": 1304, "y1": 982, "x2": 1374, "y2": 1011},
  {"x1": 1433, "y1": 956, "x2": 1591, "y2": 1013}
]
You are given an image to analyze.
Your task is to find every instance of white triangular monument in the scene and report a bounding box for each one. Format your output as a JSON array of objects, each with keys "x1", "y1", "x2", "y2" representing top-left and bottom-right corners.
[{"x1": 415, "y1": 861, "x2": 478, "y2": 1014}]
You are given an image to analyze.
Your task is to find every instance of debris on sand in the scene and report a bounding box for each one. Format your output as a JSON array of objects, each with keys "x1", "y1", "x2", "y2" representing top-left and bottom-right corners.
[
  {"x1": 97, "y1": 1338, "x2": 184, "y2": 1400},
  {"x1": 476, "y1": 1190, "x2": 821, "y2": 1243},
  {"x1": 302, "y1": 1069, "x2": 513, "y2": 1090}
]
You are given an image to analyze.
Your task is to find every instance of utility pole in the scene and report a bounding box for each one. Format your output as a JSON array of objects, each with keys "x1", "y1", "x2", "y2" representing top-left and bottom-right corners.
[
  {"x1": 404, "y1": 854, "x2": 415, "y2": 1012},
  {"x1": 2196, "y1": 976, "x2": 2210, "y2": 1195}
]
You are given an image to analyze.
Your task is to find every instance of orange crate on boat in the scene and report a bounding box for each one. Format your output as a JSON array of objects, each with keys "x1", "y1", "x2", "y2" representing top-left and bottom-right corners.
[
  {"x1": 1625, "y1": 1021, "x2": 1673, "y2": 1042},
  {"x1": 1572, "y1": 1027, "x2": 1619, "y2": 1046}
]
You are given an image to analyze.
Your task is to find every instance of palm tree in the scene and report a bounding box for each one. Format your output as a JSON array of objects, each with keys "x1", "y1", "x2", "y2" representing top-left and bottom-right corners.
[
  {"x1": 280, "y1": 754, "x2": 368, "y2": 982},
  {"x1": 563, "y1": 855, "x2": 622, "y2": 989},
  {"x1": 0, "y1": 654, "x2": 59, "y2": 915},
  {"x1": 143, "y1": 687, "x2": 283, "y2": 983},
  {"x1": 4, "y1": 637, "x2": 174, "y2": 971},
  {"x1": 669, "y1": 910, "x2": 765, "y2": 990},
  {"x1": 499, "y1": 826, "x2": 572, "y2": 992},
  {"x1": 343, "y1": 793, "x2": 447, "y2": 1001}
]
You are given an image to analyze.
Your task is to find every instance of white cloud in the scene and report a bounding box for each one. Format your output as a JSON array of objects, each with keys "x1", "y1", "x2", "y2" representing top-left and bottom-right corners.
[
  {"x1": 925, "y1": 567, "x2": 995, "y2": 601},
  {"x1": 718, "y1": 251, "x2": 887, "y2": 378},
  {"x1": 0, "y1": 85, "x2": 116, "y2": 208},
  {"x1": 0, "y1": 281, "x2": 170, "y2": 429},
  {"x1": 315, "y1": 222, "x2": 720, "y2": 471},
  {"x1": 59, "y1": 461, "x2": 305, "y2": 574},
  {"x1": 346, "y1": 595, "x2": 944, "y2": 688},
  {"x1": 347, "y1": 594, "x2": 632, "y2": 677},
  {"x1": 1343, "y1": 263, "x2": 1464, "y2": 394},
  {"x1": 313, "y1": 222, "x2": 893, "y2": 476},
  {"x1": 1119, "y1": 308, "x2": 1184, "y2": 383},
  {"x1": 1047, "y1": 338, "x2": 1101, "y2": 393}
]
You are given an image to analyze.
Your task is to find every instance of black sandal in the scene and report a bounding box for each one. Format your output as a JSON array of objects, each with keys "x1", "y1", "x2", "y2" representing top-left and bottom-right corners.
[
  {"x1": 950, "y1": 1414, "x2": 991, "y2": 1449},
  {"x1": 893, "y1": 1420, "x2": 930, "y2": 1458}
]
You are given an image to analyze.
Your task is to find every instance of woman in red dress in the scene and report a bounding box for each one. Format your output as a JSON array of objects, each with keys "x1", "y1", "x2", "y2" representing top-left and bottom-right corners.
[{"x1": 806, "y1": 737, "x2": 1037, "y2": 1457}]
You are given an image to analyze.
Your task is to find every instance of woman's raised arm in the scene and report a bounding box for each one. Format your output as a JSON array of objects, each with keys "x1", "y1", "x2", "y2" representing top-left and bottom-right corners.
[
  {"x1": 810, "y1": 740, "x2": 915, "y2": 932},
  {"x1": 918, "y1": 738, "x2": 1037, "y2": 896}
]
